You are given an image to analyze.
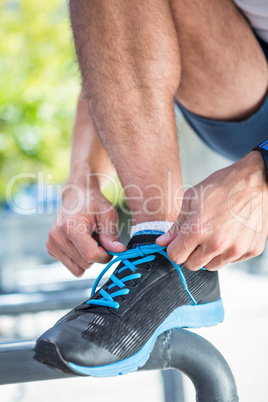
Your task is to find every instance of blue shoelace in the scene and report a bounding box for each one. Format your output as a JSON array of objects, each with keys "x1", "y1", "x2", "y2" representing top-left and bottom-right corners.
[{"x1": 86, "y1": 244, "x2": 197, "y2": 309}]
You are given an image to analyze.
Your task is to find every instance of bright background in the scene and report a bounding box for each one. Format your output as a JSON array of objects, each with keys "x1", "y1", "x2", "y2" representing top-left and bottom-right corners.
[{"x1": 0, "y1": 0, "x2": 79, "y2": 201}]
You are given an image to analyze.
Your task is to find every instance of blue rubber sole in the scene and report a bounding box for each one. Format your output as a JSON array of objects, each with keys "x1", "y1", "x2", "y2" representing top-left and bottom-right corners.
[{"x1": 68, "y1": 298, "x2": 224, "y2": 377}]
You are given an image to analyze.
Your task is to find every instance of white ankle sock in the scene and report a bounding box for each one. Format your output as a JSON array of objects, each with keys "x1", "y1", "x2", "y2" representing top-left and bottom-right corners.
[{"x1": 130, "y1": 221, "x2": 173, "y2": 237}]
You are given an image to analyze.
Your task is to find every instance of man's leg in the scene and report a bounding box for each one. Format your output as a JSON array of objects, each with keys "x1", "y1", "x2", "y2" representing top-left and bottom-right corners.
[
  {"x1": 157, "y1": 0, "x2": 268, "y2": 270},
  {"x1": 172, "y1": 0, "x2": 267, "y2": 121},
  {"x1": 70, "y1": 0, "x2": 267, "y2": 227},
  {"x1": 69, "y1": 0, "x2": 183, "y2": 225}
]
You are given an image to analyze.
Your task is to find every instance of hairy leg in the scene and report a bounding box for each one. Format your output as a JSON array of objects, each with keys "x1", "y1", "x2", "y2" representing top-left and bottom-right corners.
[
  {"x1": 172, "y1": 0, "x2": 268, "y2": 120},
  {"x1": 69, "y1": 0, "x2": 182, "y2": 225},
  {"x1": 70, "y1": 0, "x2": 267, "y2": 228},
  {"x1": 156, "y1": 0, "x2": 268, "y2": 270}
]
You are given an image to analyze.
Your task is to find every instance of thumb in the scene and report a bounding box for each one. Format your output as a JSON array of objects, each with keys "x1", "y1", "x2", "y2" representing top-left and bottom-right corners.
[
  {"x1": 156, "y1": 191, "x2": 191, "y2": 246},
  {"x1": 156, "y1": 212, "x2": 189, "y2": 246},
  {"x1": 156, "y1": 221, "x2": 179, "y2": 246},
  {"x1": 97, "y1": 213, "x2": 126, "y2": 253}
]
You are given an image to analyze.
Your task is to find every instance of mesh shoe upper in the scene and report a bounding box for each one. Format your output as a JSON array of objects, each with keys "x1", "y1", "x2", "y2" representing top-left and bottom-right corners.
[{"x1": 36, "y1": 234, "x2": 220, "y2": 367}]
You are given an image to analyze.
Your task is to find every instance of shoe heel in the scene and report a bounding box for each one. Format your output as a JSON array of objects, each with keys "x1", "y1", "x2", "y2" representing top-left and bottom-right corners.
[{"x1": 162, "y1": 298, "x2": 224, "y2": 330}]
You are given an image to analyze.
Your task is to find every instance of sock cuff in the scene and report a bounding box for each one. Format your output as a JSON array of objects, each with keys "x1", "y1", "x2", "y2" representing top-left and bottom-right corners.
[{"x1": 130, "y1": 221, "x2": 173, "y2": 237}]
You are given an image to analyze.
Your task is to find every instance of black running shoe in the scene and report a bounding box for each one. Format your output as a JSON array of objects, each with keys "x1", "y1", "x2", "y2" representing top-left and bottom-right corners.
[{"x1": 34, "y1": 233, "x2": 224, "y2": 377}]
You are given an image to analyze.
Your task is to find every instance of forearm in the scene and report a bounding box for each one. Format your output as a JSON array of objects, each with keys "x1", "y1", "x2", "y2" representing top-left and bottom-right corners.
[
  {"x1": 48, "y1": 93, "x2": 125, "y2": 278},
  {"x1": 68, "y1": 89, "x2": 116, "y2": 190}
]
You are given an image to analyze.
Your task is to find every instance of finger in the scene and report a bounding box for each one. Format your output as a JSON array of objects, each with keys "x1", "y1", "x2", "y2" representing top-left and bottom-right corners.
[
  {"x1": 166, "y1": 229, "x2": 201, "y2": 265},
  {"x1": 47, "y1": 248, "x2": 57, "y2": 259},
  {"x1": 156, "y1": 226, "x2": 177, "y2": 246},
  {"x1": 47, "y1": 228, "x2": 94, "y2": 269},
  {"x1": 232, "y1": 255, "x2": 250, "y2": 264},
  {"x1": 47, "y1": 243, "x2": 85, "y2": 277},
  {"x1": 205, "y1": 252, "x2": 242, "y2": 271},
  {"x1": 183, "y1": 237, "x2": 228, "y2": 271},
  {"x1": 205, "y1": 241, "x2": 251, "y2": 270},
  {"x1": 48, "y1": 236, "x2": 93, "y2": 270},
  {"x1": 232, "y1": 243, "x2": 265, "y2": 264},
  {"x1": 205, "y1": 256, "x2": 230, "y2": 271},
  {"x1": 97, "y1": 211, "x2": 126, "y2": 253},
  {"x1": 232, "y1": 251, "x2": 258, "y2": 264},
  {"x1": 65, "y1": 218, "x2": 112, "y2": 264},
  {"x1": 72, "y1": 233, "x2": 112, "y2": 264},
  {"x1": 183, "y1": 245, "x2": 214, "y2": 271},
  {"x1": 157, "y1": 194, "x2": 191, "y2": 247},
  {"x1": 156, "y1": 217, "x2": 185, "y2": 247},
  {"x1": 98, "y1": 234, "x2": 126, "y2": 253}
]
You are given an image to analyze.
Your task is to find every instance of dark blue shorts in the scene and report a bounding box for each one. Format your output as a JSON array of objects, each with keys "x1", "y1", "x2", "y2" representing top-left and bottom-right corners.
[{"x1": 176, "y1": 35, "x2": 268, "y2": 161}]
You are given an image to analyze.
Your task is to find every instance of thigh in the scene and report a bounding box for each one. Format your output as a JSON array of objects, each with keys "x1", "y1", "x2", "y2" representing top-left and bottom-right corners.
[
  {"x1": 175, "y1": 93, "x2": 268, "y2": 161},
  {"x1": 174, "y1": 35, "x2": 268, "y2": 162},
  {"x1": 170, "y1": 0, "x2": 268, "y2": 121}
]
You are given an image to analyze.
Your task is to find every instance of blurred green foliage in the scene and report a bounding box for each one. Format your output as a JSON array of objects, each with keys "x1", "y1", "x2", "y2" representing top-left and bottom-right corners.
[{"x1": 0, "y1": 0, "x2": 80, "y2": 201}]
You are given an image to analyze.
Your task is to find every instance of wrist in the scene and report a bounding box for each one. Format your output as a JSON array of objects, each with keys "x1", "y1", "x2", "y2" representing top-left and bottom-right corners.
[
  {"x1": 63, "y1": 174, "x2": 100, "y2": 206},
  {"x1": 245, "y1": 150, "x2": 267, "y2": 177},
  {"x1": 241, "y1": 151, "x2": 268, "y2": 195},
  {"x1": 248, "y1": 151, "x2": 268, "y2": 231},
  {"x1": 61, "y1": 178, "x2": 102, "y2": 209},
  {"x1": 67, "y1": 163, "x2": 101, "y2": 190},
  {"x1": 245, "y1": 150, "x2": 265, "y2": 170}
]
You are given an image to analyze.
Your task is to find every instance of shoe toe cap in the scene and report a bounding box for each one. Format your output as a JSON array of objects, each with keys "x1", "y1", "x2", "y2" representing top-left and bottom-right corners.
[{"x1": 36, "y1": 316, "x2": 119, "y2": 368}]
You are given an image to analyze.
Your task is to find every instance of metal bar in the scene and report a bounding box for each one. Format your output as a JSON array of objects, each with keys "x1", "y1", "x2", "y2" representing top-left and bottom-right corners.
[
  {"x1": 0, "y1": 277, "x2": 112, "y2": 315},
  {"x1": 142, "y1": 329, "x2": 239, "y2": 402},
  {"x1": 0, "y1": 290, "x2": 89, "y2": 315},
  {"x1": 0, "y1": 279, "x2": 107, "y2": 315},
  {"x1": 0, "y1": 329, "x2": 238, "y2": 402},
  {"x1": 0, "y1": 340, "x2": 72, "y2": 383},
  {"x1": 161, "y1": 369, "x2": 185, "y2": 402}
]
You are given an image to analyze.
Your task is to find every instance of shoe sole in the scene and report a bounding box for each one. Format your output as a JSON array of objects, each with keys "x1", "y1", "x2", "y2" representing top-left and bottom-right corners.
[{"x1": 35, "y1": 298, "x2": 224, "y2": 377}]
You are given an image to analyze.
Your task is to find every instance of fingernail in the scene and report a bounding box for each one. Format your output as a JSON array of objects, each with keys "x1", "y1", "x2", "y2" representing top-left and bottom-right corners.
[
  {"x1": 157, "y1": 232, "x2": 170, "y2": 242},
  {"x1": 113, "y1": 241, "x2": 124, "y2": 246}
]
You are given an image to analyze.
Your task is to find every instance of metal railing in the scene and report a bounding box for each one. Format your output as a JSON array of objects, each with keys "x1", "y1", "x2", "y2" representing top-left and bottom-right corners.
[{"x1": 0, "y1": 328, "x2": 238, "y2": 402}]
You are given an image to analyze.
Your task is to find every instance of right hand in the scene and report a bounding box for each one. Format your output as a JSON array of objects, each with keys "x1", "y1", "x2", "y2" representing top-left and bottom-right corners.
[{"x1": 46, "y1": 185, "x2": 126, "y2": 277}]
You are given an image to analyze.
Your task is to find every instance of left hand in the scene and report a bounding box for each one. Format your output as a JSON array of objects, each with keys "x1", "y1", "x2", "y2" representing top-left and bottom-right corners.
[{"x1": 157, "y1": 151, "x2": 268, "y2": 271}]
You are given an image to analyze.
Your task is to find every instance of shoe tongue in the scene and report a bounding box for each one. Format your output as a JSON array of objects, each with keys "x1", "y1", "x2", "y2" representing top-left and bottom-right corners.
[
  {"x1": 127, "y1": 232, "x2": 163, "y2": 249},
  {"x1": 83, "y1": 232, "x2": 163, "y2": 314}
]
